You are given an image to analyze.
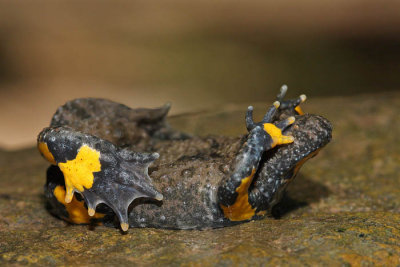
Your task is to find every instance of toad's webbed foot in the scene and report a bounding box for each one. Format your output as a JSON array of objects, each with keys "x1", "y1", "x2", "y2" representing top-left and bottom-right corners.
[{"x1": 38, "y1": 127, "x2": 163, "y2": 231}]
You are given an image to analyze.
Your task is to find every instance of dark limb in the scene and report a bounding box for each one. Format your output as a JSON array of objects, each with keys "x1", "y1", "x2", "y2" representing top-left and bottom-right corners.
[
  {"x1": 218, "y1": 101, "x2": 295, "y2": 221},
  {"x1": 218, "y1": 86, "x2": 332, "y2": 222},
  {"x1": 38, "y1": 126, "x2": 163, "y2": 231}
]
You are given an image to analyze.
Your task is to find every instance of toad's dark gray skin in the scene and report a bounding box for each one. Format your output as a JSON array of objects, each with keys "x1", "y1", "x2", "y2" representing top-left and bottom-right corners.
[{"x1": 38, "y1": 86, "x2": 332, "y2": 231}]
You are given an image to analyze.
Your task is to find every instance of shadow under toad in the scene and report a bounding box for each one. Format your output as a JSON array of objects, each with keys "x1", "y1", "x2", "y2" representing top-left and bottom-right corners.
[{"x1": 271, "y1": 173, "x2": 331, "y2": 218}]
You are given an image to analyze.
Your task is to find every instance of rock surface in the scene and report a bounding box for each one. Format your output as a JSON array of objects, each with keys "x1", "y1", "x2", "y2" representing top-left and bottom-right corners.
[{"x1": 1, "y1": 92, "x2": 399, "y2": 265}]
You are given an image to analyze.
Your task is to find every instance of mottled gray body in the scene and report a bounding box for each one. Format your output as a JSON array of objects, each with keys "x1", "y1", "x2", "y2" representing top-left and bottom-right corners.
[{"x1": 41, "y1": 94, "x2": 332, "y2": 230}]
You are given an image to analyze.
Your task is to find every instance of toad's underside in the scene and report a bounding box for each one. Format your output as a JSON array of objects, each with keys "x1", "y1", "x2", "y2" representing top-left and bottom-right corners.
[{"x1": 38, "y1": 86, "x2": 332, "y2": 231}]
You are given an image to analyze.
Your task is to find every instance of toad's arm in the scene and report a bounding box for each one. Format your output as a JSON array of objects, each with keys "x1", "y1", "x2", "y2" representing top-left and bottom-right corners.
[
  {"x1": 217, "y1": 89, "x2": 332, "y2": 222},
  {"x1": 217, "y1": 102, "x2": 295, "y2": 221}
]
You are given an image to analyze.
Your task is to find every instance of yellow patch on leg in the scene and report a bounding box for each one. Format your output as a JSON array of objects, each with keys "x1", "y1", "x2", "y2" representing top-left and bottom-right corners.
[
  {"x1": 263, "y1": 123, "x2": 294, "y2": 148},
  {"x1": 58, "y1": 145, "x2": 101, "y2": 203},
  {"x1": 38, "y1": 142, "x2": 57, "y2": 165},
  {"x1": 295, "y1": 106, "x2": 304, "y2": 115},
  {"x1": 53, "y1": 185, "x2": 104, "y2": 224},
  {"x1": 220, "y1": 168, "x2": 257, "y2": 221}
]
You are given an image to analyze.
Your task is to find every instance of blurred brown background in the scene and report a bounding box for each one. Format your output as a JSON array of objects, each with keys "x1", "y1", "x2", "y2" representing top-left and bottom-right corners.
[{"x1": 0, "y1": 0, "x2": 399, "y2": 150}]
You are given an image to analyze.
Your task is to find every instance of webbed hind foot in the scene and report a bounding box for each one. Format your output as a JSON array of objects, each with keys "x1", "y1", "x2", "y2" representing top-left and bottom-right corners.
[{"x1": 38, "y1": 126, "x2": 163, "y2": 232}]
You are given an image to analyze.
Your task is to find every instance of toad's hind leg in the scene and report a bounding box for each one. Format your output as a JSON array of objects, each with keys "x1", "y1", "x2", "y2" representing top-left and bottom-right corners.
[
  {"x1": 50, "y1": 98, "x2": 189, "y2": 147},
  {"x1": 39, "y1": 126, "x2": 163, "y2": 232},
  {"x1": 218, "y1": 102, "x2": 295, "y2": 221}
]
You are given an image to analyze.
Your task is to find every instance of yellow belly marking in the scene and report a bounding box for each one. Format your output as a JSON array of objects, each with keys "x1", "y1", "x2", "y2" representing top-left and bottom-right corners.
[
  {"x1": 58, "y1": 145, "x2": 101, "y2": 203},
  {"x1": 54, "y1": 186, "x2": 104, "y2": 224},
  {"x1": 263, "y1": 123, "x2": 294, "y2": 148},
  {"x1": 38, "y1": 142, "x2": 57, "y2": 165},
  {"x1": 220, "y1": 168, "x2": 256, "y2": 221},
  {"x1": 295, "y1": 106, "x2": 304, "y2": 115}
]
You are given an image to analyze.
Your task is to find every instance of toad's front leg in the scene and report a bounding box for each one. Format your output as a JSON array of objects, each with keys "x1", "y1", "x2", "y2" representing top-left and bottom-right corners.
[
  {"x1": 217, "y1": 101, "x2": 296, "y2": 221},
  {"x1": 218, "y1": 88, "x2": 332, "y2": 223}
]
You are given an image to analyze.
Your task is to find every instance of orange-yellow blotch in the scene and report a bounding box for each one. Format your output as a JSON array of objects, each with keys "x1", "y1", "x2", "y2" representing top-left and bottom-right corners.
[
  {"x1": 220, "y1": 168, "x2": 257, "y2": 221},
  {"x1": 295, "y1": 106, "x2": 304, "y2": 115},
  {"x1": 53, "y1": 185, "x2": 104, "y2": 224},
  {"x1": 58, "y1": 145, "x2": 101, "y2": 203},
  {"x1": 263, "y1": 123, "x2": 294, "y2": 148},
  {"x1": 38, "y1": 142, "x2": 57, "y2": 165}
]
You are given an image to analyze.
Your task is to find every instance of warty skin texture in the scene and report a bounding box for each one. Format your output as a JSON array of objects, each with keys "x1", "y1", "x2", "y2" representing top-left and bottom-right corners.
[{"x1": 38, "y1": 87, "x2": 332, "y2": 231}]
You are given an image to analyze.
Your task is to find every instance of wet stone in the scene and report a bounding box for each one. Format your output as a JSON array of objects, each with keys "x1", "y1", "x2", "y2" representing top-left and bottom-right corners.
[{"x1": 1, "y1": 92, "x2": 400, "y2": 265}]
